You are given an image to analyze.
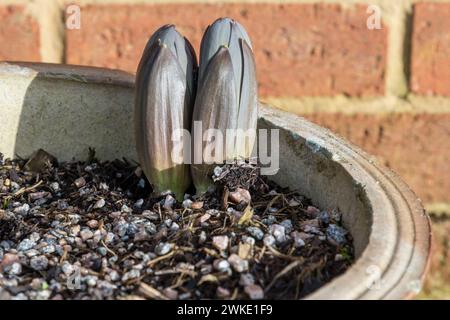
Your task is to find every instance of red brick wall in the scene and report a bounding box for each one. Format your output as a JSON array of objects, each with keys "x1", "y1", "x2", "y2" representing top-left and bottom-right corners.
[
  {"x1": 411, "y1": 3, "x2": 450, "y2": 96},
  {"x1": 0, "y1": 5, "x2": 40, "y2": 62},
  {"x1": 66, "y1": 3, "x2": 388, "y2": 97},
  {"x1": 0, "y1": 1, "x2": 449, "y2": 206}
]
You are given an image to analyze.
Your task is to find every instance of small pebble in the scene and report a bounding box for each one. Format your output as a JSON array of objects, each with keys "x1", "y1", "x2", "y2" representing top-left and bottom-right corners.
[
  {"x1": 29, "y1": 191, "x2": 49, "y2": 201},
  {"x1": 97, "y1": 247, "x2": 108, "y2": 256},
  {"x1": 330, "y1": 209, "x2": 341, "y2": 222},
  {"x1": 30, "y1": 255, "x2": 49, "y2": 271},
  {"x1": 13, "y1": 203, "x2": 30, "y2": 216},
  {"x1": 134, "y1": 198, "x2": 144, "y2": 208},
  {"x1": 268, "y1": 207, "x2": 278, "y2": 213},
  {"x1": 335, "y1": 254, "x2": 345, "y2": 262},
  {"x1": 269, "y1": 224, "x2": 286, "y2": 244},
  {"x1": 6, "y1": 262, "x2": 22, "y2": 275},
  {"x1": 57, "y1": 200, "x2": 69, "y2": 210},
  {"x1": 199, "y1": 213, "x2": 211, "y2": 224},
  {"x1": 17, "y1": 238, "x2": 35, "y2": 251},
  {"x1": 163, "y1": 288, "x2": 178, "y2": 300},
  {"x1": 239, "y1": 273, "x2": 255, "y2": 286},
  {"x1": 244, "y1": 284, "x2": 264, "y2": 300},
  {"x1": 280, "y1": 219, "x2": 293, "y2": 233},
  {"x1": 212, "y1": 235, "x2": 229, "y2": 251},
  {"x1": 142, "y1": 210, "x2": 159, "y2": 221},
  {"x1": 86, "y1": 219, "x2": 99, "y2": 229},
  {"x1": 246, "y1": 227, "x2": 264, "y2": 240},
  {"x1": 291, "y1": 231, "x2": 306, "y2": 248},
  {"x1": 61, "y1": 262, "x2": 75, "y2": 276},
  {"x1": 318, "y1": 211, "x2": 330, "y2": 224},
  {"x1": 228, "y1": 254, "x2": 248, "y2": 273},
  {"x1": 121, "y1": 204, "x2": 132, "y2": 213},
  {"x1": 191, "y1": 201, "x2": 204, "y2": 210},
  {"x1": 80, "y1": 229, "x2": 94, "y2": 241},
  {"x1": 12, "y1": 293, "x2": 28, "y2": 300},
  {"x1": 229, "y1": 188, "x2": 251, "y2": 204},
  {"x1": 241, "y1": 235, "x2": 256, "y2": 246},
  {"x1": 213, "y1": 166, "x2": 223, "y2": 177},
  {"x1": 306, "y1": 205, "x2": 320, "y2": 215},
  {"x1": 99, "y1": 182, "x2": 109, "y2": 191},
  {"x1": 182, "y1": 199, "x2": 193, "y2": 209},
  {"x1": 104, "y1": 232, "x2": 115, "y2": 244},
  {"x1": 11, "y1": 181, "x2": 20, "y2": 191},
  {"x1": 93, "y1": 198, "x2": 105, "y2": 209},
  {"x1": 261, "y1": 215, "x2": 276, "y2": 225},
  {"x1": 213, "y1": 259, "x2": 230, "y2": 272},
  {"x1": 163, "y1": 195, "x2": 176, "y2": 210},
  {"x1": 154, "y1": 242, "x2": 172, "y2": 256},
  {"x1": 206, "y1": 209, "x2": 220, "y2": 217},
  {"x1": 41, "y1": 244, "x2": 56, "y2": 254},
  {"x1": 121, "y1": 269, "x2": 140, "y2": 281},
  {"x1": 216, "y1": 286, "x2": 231, "y2": 298},
  {"x1": 137, "y1": 179, "x2": 146, "y2": 189},
  {"x1": 179, "y1": 292, "x2": 191, "y2": 300},
  {"x1": 85, "y1": 275, "x2": 97, "y2": 287},
  {"x1": 49, "y1": 182, "x2": 60, "y2": 192},
  {"x1": 110, "y1": 211, "x2": 121, "y2": 219},
  {"x1": 263, "y1": 234, "x2": 276, "y2": 247},
  {"x1": 198, "y1": 231, "x2": 207, "y2": 244},
  {"x1": 170, "y1": 222, "x2": 180, "y2": 232},
  {"x1": 326, "y1": 224, "x2": 348, "y2": 246},
  {"x1": 164, "y1": 218, "x2": 173, "y2": 228},
  {"x1": 74, "y1": 177, "x2": 86, "y2": 188}
]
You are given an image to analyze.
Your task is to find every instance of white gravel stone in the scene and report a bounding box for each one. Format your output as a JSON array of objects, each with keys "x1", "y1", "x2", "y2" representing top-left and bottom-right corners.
[
  {"x1": 155, "y1": 242, "x2": 173, "y2": 256},
  {"x1": 182, "y1": 199, "x2": 193, "y2": 209},
  {"x1": 212, "y1": 235, "x2": 229, "y2": 251},
  {"x1": 228, "y1": 254, "x2": 248, "y2": 273},
  {"x1": 49, "y1": 182, "x2": 60, "y2": 192},
  {"x1": 269, "y1": 224, "x2": 286, "y2": 244},
  {"x1": 93, "y1": 198, "x2": 105, "y2": 209},
  {"x1": 263, "y1": 234, "x2": 276, "y2": 247},
  {"x1": 213, "y1": 259, "x2": 230, "y2": 272},
  {"x1": 13, "y1": 203, "x2": 30, "y2": 216}
]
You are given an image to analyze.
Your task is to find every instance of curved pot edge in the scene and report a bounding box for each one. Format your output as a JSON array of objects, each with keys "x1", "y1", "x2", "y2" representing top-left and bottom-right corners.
[
  {"x1": 0, "y1": 62, "x2": 432, "y2": 300},
  {"x1": 259, "y1": 106, "x2": 432, "y2": 300}
]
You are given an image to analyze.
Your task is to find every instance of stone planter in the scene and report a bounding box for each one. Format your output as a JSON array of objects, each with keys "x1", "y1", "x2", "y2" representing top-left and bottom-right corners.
[{"x1": 0, "y1": 62, "x2": 431, "y2": 299}]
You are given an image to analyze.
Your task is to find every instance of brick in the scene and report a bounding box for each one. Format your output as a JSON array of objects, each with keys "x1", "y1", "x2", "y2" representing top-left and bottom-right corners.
[
  {"x1": 302, "y1": 112, "x2": 450, "y2": 204},
  {"x1": 66, "y1": 3, "x2": 387, "y2": 97},
  {"x1": 0, "y1": 5, "x2": 40, "y2": 62},
  {"x1": 411, "y1": 3, "x2": 450, "y2": 96}
]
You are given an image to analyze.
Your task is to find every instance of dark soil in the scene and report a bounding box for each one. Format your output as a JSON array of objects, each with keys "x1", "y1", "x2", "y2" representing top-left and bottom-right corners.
[{"x1": 0, "y1": 150, "x2": 353, "y2": 300}]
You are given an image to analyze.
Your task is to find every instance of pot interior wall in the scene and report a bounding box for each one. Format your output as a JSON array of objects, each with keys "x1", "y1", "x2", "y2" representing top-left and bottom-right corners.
[
  {"x1": 258, "y1": 119, "x2": 370, "y2": 257},
  {"x1": 0, "y1": 63, "x2": 370, "y2": 259}
]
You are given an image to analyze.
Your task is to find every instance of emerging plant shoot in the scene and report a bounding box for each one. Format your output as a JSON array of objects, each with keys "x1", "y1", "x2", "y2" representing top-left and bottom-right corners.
[
  {"x1": 134, "y1": 25, "x2": 197, "y2": 200},
  {"x1": 191, "y1": 18, "x2": 258, "y2": 194}
]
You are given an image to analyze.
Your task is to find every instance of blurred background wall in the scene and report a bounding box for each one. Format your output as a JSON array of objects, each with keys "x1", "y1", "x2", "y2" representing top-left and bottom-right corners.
[{"x1": 0, "y1": 0, "x2": 449, "y2": 298}]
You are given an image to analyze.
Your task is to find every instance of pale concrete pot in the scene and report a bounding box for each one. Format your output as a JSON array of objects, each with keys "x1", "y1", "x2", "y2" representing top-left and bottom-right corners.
[{"x1": 0, "y1": 62, "x2": 431, "y2": 299}]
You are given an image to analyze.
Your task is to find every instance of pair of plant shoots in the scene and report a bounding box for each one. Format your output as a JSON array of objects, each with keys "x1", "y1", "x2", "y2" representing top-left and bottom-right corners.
[{"x1": 134, "y1": 18, "x2": 258, "y2": 200}]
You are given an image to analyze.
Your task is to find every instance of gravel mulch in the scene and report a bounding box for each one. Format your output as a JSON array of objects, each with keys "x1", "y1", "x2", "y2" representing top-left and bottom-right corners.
[{"x1": 0, "y1": 150, "x2": 353, "y2": 300}]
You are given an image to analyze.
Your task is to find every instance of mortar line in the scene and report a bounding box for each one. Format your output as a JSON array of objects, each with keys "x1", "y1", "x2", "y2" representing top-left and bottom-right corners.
[
  {"x1": 263, "y1": 95, "x2": 450, "y2": 115},
  {"x1": 25, "y1": 0, "x2": 65, "y2": 64}
]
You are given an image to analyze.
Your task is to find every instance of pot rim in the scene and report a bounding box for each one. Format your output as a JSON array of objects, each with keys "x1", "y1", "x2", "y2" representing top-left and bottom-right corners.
[{"x1": 0, "y1": 61, "x2": 432, "y2": 299}]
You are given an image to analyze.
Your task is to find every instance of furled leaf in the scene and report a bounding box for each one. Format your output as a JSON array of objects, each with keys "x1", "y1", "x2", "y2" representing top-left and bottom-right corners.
[
  {"x1": 191, "y1": 47, "x2": 238, "y2": 194},
  {"x1": 134, "y1": 26, "x2": 197, "y2": 200},
  {"x1": 192, "y1": 18, "x2": 258, "y2": 194}
]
